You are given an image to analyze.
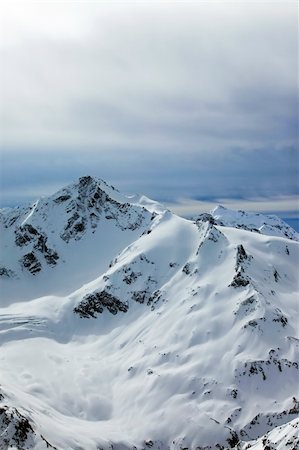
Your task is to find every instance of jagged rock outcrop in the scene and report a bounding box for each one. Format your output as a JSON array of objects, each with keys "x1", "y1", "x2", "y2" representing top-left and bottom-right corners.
[{"x1": 74, "y1": 290, "x2": 128, "y2": 318}]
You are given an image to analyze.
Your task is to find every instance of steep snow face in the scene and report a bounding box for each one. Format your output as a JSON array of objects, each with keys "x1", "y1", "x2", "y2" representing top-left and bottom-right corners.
[
  {"x1": 0, "y1": 176, "x2": 164, "y2": 302},
  {"x1": 0, "y1": 179, "x2": 298, "y2": 450},
  {"x1": 199, "y1": 205, "x2": 299, "y2": 241}
]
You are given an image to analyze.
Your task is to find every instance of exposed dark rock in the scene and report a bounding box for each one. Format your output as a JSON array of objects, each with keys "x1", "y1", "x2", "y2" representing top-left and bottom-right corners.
[
  {"x1": 123, "y1": 271, "x2": 141, "y2": 285},
  {"x1": 235, "y1": 245, "x2": 248, "y2": 271},
  {"x1": 73, "y1": 222, "x2": 85, "y2": 233},
  {"x1": 14, "y1": 415, "x2": 33, "y2": 443},
  {"x1": 34, "y1": 234, "x2": 59, "y2": 266},
  {"x1": 66, "y1": 212, "x2": 80, "y2": 228},
  {"x1": 195, "y1": 213, "x2": 217, "y2": 225},
  {"x1": 183, "y1": 263, "x2": 191, "y2": 275},
  {"x1": 20, "y1": 252, "x2": 42, "y2": 274},
  {"x1": 244, "y1": 316, "x2": 269, "y2": 333},
  {"x1": 273, "y1": 269, "x2": 280, "y2": 282},
  {"x1": 132, "y1": 290, "x2": 150, "y2": 304},
  {"x1": 248, "y1": 363, "x2": 267, "y2": 380},
  {"x1": 139, "y1": 253, "x2": 152, "y2": 264},
  {"x1": 74, "y1": 291, "x2": 128, "y2": 318},
  {"x1": 234, "y1": 295, "x2": 257, "y2": 316},
  {"x1": 289, "y1": 397, "x2": 299, "y2": 414},
  {"x1": 15, "y1": 224, "x2": 39, "y2": 247},
  {"x1": 53, "y1": 194, "x2": 71, "y2": 203},
  {"x1": 61, "y1": 212, "x2": 85, "y2": 242},
  {"x1": 4, "y1": 213, "x2": 20, "y2": 228},
  {"x1": 226, "y1": 430, "x2": 239, "y2": 448},
  {"x1": 78, "y1": 175, "x2": 93, "y2": 186},
  {"x1": 147, "y1": 289, "x2": 162, "y2": 307},
  {"x1": 66, "y1": 200, "x2": 77, "y2": 214},
  {"x1": 14, "y1": 223, "x2": 59, "y2": 271},
  {"x1": 44, "y1": 249, "x2": 59, "y2": 266},
  {"x1": 230, "y1": 389, "x2": 238, "y2": 399},
  {"x1": 0, "y1": 267, "x2": 15, "y2": 278},
  {"x1": 272, "y1": 311, "x2": 288, "y2": 327},
  {"x1": 229, "y1": 272, "x2": 250, "y2": 288},
  {"x1": 34, "y1": 234, "x2": 48, "y2": 253},
  {"x1": 25, "y1": 224, "x2": 38, "y2": 235}
]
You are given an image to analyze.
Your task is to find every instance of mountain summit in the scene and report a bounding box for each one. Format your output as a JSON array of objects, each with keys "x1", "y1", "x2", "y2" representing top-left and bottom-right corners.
[
  {"x1": 0, "y1": 176, "x2": 164, "y2": 301},
  {"x1": 0, "y1": 177, "x2": 298, "y2": 450}
]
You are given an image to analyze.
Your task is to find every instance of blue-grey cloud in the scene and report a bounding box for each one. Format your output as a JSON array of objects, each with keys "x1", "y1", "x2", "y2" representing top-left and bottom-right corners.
[
  {"x1": 1, "y1": 146, "x2": 298, "y2": 209},
  {"x1": 0, "y1": 1, "x2": 298, "y2": 217}
]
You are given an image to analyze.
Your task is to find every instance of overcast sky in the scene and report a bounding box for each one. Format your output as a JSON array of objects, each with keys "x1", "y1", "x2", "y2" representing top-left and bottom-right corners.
[{"x1": 0, "y1": 1, "x2": 298, "y2": 217}]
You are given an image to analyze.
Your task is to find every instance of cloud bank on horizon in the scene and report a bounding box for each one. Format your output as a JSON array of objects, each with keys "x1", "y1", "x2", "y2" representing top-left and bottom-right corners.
[{"x1": 0, "y1": 1, "x2": 298, "y2": 217}]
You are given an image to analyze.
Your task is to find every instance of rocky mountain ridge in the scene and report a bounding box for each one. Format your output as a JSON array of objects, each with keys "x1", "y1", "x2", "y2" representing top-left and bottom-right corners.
[{"x1": 197, "y1": 205, "x2": 299, "y2": 241}]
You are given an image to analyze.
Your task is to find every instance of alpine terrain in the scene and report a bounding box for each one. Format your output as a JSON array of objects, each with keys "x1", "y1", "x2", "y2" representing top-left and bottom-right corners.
[{"x1": 0, "y1": 175, "x2": 298, "y2": 450}]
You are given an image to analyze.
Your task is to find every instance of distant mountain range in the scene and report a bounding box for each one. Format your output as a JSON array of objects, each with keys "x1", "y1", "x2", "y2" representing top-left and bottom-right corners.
[{"x1": 0, "y1": 176, "x2": 298, "y2": 450}]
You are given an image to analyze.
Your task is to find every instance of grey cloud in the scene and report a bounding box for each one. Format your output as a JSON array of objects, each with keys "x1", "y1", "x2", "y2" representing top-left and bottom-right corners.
[
  {"x1": 0, "y1": 1, "x2": 298, "y2": 215},
  {"x1": 1, "y1": 1, "x2": 297, "y2": 149}
]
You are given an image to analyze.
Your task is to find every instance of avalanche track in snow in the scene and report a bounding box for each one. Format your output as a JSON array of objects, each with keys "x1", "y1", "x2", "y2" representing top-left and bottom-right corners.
[{"x1": 0, "y1": 176, "x2": 298, "y2": 450}]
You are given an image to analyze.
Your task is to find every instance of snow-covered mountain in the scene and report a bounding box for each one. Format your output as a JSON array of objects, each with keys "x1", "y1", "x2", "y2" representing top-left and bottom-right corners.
[
  {"x1": 0, "y1": 176, "x2": 163, "y2": 302},
  {"x1": 0, "y1": 176, "x2": 298, "y2": 450},
  {"x1": 199, "y1": 205, "x2": 299, "y2": 241}
]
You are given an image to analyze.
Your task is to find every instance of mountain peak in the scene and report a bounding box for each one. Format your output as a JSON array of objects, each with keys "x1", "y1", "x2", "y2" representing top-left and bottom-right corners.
[
  {"x1": 0, "y1": 177, "x2": 161, "y2": 297},
  {"x1": 51, "y1": 175, "x2": 116, "y2": 204}
]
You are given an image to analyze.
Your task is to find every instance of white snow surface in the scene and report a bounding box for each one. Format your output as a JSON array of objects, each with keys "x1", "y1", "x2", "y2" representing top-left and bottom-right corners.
[{"x1": 0, "y1": 176, "x2": 298, "y2": 450}]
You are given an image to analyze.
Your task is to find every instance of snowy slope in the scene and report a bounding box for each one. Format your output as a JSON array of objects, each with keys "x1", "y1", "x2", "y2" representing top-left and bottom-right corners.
[{"x1": 0, "y1": 177, "x2": 298, "y2": 450}]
